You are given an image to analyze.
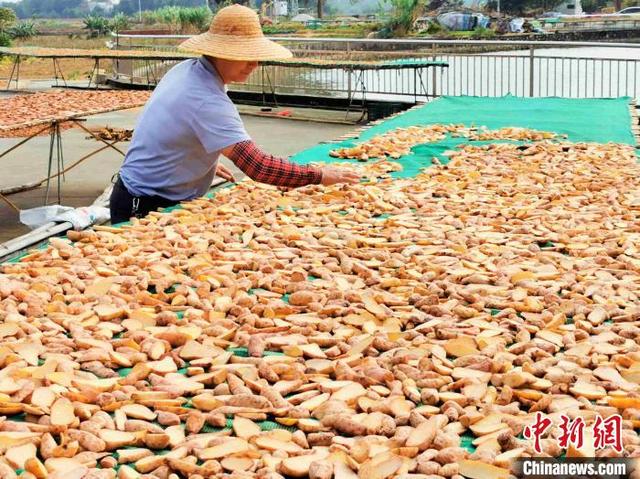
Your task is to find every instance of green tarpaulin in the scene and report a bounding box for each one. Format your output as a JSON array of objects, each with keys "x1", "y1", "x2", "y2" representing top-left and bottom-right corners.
[{"x1": 290, "y1": 95, "x2": 636, "y2": 179}]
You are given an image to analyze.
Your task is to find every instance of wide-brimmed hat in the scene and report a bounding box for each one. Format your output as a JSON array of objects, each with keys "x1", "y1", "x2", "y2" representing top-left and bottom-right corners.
[{"x1": 179, "y1": 5, "x2": 292, "y2": 62}]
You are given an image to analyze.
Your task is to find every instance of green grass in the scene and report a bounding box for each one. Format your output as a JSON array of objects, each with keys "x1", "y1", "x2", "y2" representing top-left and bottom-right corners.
[
  {"x1": 428, "y1": 28, "x2": 496, "y2": 40},
  {"x1": 33, "y1": 18, "x2": 85, "y2": 33},
  {"x1": 307, "y1": 23, "x2": 381, "y2": 38},
  {"x1": 261, "y1": 21, "x2": 381, "y2": 38},
  {"x1": 66, "y1": 70, "x2": 84, "y2": 80},
  {"x1": 14, "y1": 34, "x2": 110, "y2": 49}
]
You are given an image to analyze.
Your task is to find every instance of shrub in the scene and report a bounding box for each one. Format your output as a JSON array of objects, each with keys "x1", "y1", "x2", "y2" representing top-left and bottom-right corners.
[
  {"x1": 0, "y1": 31, "x2": 11, "y2": 47},
  {"x1": 9, "y1": 21, "x2": 38, "y2": 39},
  {"x1": 142, "y1": 6, "x2": 212, "y2": 33},
  {"x1": 141, "y1": 11, "x2": 158, "y2": 25},
  {"x1": 178, "y1": 6, "x2": 212, "y2": 33},
  {"x1": 155, "y1": 6, "x2": 181, "y2": 30},
  {"x1": 471, "y1": 26, "x2": 495, "y2": 39},
  {"x1": 262, "y1": 24, "x2": 297, "y2": 34},
  {"x1": 0, "y1": 7, "x2": 16, "y2": 32},
  {"x1": 110, "y1": 13, "x2": 131, "y2": 33},
  {"x1": 84, "y1": 15, "x2": 111, "y2": 37},
  {"x1": 381, "y1": 0, "x2": 426, "y2": 37}
]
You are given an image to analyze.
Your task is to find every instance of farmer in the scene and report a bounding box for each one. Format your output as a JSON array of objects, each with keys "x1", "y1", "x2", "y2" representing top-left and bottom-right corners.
[{"x1": 110, "y1": 4, "x2": 359, "y2": 224}]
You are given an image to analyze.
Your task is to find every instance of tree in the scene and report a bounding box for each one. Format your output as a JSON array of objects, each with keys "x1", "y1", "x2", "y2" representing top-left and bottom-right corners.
[
  {"x1": 380, "y1": 0, "x2": 425, "y2": 36},
  {"x1": 0, "y1": 7, "x2": 16, "y2": 30},
  {"x1": 317, "y1": 0, "x2": 323, "y2": 18},
  {"x1": 0, "y1": 6, "x2": 15, "y2": 47}
]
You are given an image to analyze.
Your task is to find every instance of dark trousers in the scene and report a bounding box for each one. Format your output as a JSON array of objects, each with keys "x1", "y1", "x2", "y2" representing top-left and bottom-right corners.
[{"x1": 109, "y1": 176, "x2": 179, "y2": 225}]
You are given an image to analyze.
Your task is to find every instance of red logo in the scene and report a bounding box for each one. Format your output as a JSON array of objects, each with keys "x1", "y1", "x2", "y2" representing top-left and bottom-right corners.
[
  {"x1": 523, "y1": 412, "x2": 553, "y2": 454},
  {"x1": 557, "y1": 414, "x2": 586, "y2": 450},
  {"x1": 593, "y1": 414, "x2": 623, "y2": 453},
  {"x1": 524, "y1": 413, "x2": 623, "y2": 455}
]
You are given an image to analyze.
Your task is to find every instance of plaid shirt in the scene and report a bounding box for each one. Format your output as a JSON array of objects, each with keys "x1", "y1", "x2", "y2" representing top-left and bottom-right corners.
[{"x1": 228, "y1": 140, "x2": 322, "y2": 188}]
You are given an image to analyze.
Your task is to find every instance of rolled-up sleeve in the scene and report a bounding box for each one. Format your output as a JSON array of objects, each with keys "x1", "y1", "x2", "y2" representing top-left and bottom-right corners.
[
  {"x1": 228, "y1": 140, "x2": 323, "y2": 188},
  {"x1": 191, "y1": 98, "x2": 251, "y2": 154}
]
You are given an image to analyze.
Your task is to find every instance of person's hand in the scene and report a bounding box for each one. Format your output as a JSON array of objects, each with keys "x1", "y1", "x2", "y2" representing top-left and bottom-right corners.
[
  {"x1": 320, "y1": 167, "x2": 360, "y2": 186},
  {"x1": 216, "y1": 163, "x2": 236, "y2": 182}
]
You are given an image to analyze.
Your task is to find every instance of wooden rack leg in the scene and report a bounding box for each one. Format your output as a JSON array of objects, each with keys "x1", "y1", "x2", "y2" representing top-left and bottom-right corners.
[
  {"x1": 415, "y1": 68, "x2": 429, "y2": 101},
  {"x1": 6, "y1": 55, "x2": 20, "y2": 90},
  {"x1": 143, "y1": 60, "x2": 158, "y2": 87},
  {"x1": 87, "y1": 59, "x2": 99, "y2": 88},
  {"x1": 261, "y1": 65, "x2": 266, "y2": 106},
  {"x1": 21, "y1": 133, "x2": 120, "y2": 192},
  {"x1": 346, "y1": 69, "x2": 367, "y2": 122},
  {"x1": 265, "y1": 66, "x2": 278, "y2": 108},
  {"x1": 43, "y1": 121, "x2": 65, "y2": 205},
  {"x1": 55, "y1": 122, "x2": 64, "y2": 204},
  {"x1": 0, "y1": 193, "x2": 19, "y2": 213},
  {"x1": 96, "y1": 59, "x2": 100, "y2": 90},
  {"x1": 0, "y1": 124, "x2": 50, "y2": 161},
  {"x1": 45, "y1": 122, "x2": 56, "y2": 205},
  {"x1": 145, "y1": 60, "x2": 151, "y2": 89},
  {"x1": 15, "y1": 55, "x2": 20, "y2": 89},
  {"x1": 52, "y1": 59, "x2": 68, "y2": 88},
  {"x1": 0, "y1": 123, "x2": 51, "y2": 212},
  {"x1": 41, "y1": 140, "x2": 118, "y2": 185},
  {"x1": 6, "y1": 57, "x2": 16, "y2": 89},
  {"x1": 53, "y1": 58, "x2": 58, "y2": 87}
]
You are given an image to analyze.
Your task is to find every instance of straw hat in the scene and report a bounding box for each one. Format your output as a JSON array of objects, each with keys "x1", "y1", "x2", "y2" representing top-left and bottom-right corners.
[{"x1": 179, "y1": 5, "x2": 292, "y2": 62}]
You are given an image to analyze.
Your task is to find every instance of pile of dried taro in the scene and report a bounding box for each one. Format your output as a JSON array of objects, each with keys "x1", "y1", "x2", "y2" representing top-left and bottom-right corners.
[
  {"x1": 3, "y1": 48, "x2": 192, "y2": 60},
  {"x1": 0, "y1": 90, "x2": 151, "y2": 134},
  {"x1": 1, "y1": 127, "x2": 640, "y2": 479},
  {"x1": 329, "y1": 125, "x2": 561, "y2": 161}
]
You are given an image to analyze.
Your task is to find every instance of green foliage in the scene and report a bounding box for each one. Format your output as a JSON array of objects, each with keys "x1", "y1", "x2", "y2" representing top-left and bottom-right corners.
[
  {"x1": 178, "y1": 6, "x2": 212, "y2": 32},
  {"x1": 0, "y1": 6, "x2": 14, "y2": 45},
  {"x1": 141, "y1": 11, "x2": 159, "y2": 25},
  {"x1": 82, "y1": 13, "x2": 131, "y2": 36},
  {"x1": 622, "y1": 0, "x2": 640, "y2": 8},
  {"x1": 307, "y1": 22, "x2": 383, "y2": 38},
  {"x1": 155, "y1": 5, "x2": 181, "y2": 28},
  {"x1": 139, "y1": 6, "x2": 212, "y2": 33},
  {"x1": 8, "y1": 20, "x2": 37, "y2": 39},
  {"x1": 262, "y1": 24, "x2": 298, "y2": 34},
  {"x1": 0, "y1": 7, "x2": 16, "y2": 31},
  {"x1": 424, "y1": 20, "x2": 443, "y2": 34},
  {"x1": 83, "y1": 15, "x2": 111, "y2": 37},
  {"x1": 381, "y1": 0, "x2": 425, "y2": 37},
  {"x1": 470, "y1": 26, "x2": 495, "y2": 38},
  {"x1": 115, "y1": 0, "x2": 208, "y2": 16},
  {"x1": 110, "y1": 13, "x2": 131, "y2": 32},
  {"x1": 0, "y1": 31, "x2": 10, "y2": 47}
]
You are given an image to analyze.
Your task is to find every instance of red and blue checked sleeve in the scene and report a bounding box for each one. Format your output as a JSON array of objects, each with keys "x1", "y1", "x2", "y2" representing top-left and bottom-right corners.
[{"x1": 227, "y1": 140, "x2": 323, "y2": 188}]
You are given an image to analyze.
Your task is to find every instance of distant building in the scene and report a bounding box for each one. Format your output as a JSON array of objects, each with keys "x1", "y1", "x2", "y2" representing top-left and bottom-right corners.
[
  {"x1": 555, "y1": 0, "x2": 583, "y2": 15},
  {"x1": 260, "y1": 0, "x2": 299, "y2": 17},
  {"x1": 87, "y1": 0, "x2": 117, "y2": 12}
]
